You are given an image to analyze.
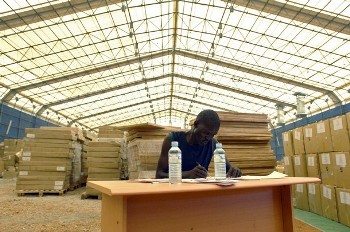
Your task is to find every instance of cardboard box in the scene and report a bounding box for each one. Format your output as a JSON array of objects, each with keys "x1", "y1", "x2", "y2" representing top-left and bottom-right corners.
[
  {"x1": 306, "y1": 154, "x2": 320, "y2": 178},
  {"x1": 319, "y1": 153, "x2": 335, "y2": 185},
  {"x1": 303, "y1": 124, "x2": 317, "y2": 154},
  {"x1": 282, "y1": 131, "x2": 294, "y2": 156},
  {"x1": 283, "y1": 156, "x2": 294, "y2": 176},
  {"x1": 330, "y1": 115, "x2": 350, "y2": 152},
  {"x1": 293, "y1": 184, "x2": 309, "y2": 211},
  {"x1": 308, "y1": 183, "x2": 322, "y2": 215},
  {"x1": 320, "y1": 185, "x2": 338, "y2": 221},
  {"x1": 336, "y1": 188, "x2": 350, "y2": 227},
  {"x1": 293, "y1": 155, "x2": 308, "y2": 177},
  {"x1": 333, "y1": 152, "x2": 350, "y2": 189},
  {"x1": 316, "y1": 119, "x2": 333, "y2": 152},
  {"x1": 292, "y1": 128, "x2": 305, "y2": 155},
  {"x1": 0, "y1": 159, "x2": 4, "y2": 177}
]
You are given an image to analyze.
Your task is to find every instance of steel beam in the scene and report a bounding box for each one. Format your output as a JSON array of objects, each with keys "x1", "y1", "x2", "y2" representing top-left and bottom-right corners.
[
  {"x1": 176, "y1": 50, "x2": 341, "y2": 105},
  {"x1": 223, "y1": 0, "x2": 350, "y2": 35}
]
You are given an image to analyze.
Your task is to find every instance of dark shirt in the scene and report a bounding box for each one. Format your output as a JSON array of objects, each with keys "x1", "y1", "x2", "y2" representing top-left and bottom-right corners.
[{"x1": 169, "y1": 131, "x2": 216, "y2": 171}]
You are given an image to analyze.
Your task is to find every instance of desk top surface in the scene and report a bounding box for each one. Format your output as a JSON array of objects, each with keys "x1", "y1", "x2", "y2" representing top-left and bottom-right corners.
[{"x1": 88, "y1": 177, "x2": 320, "y2": 196}]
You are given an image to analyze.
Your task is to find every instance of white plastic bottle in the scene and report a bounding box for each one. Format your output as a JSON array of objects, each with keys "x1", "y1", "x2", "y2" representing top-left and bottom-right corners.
[
  {"x1": 214, "y1": 143, "x2": 226, "y2": 179},
  {"x1": 168, "y1": 141, "x2": 182, "y2": 184}
]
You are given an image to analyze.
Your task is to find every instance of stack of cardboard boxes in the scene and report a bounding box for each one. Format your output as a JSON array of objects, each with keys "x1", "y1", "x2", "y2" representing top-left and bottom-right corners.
[
  {"x1": 16, "y1": 128, "x2": 80, "y2": 194},
  {"x1": 0, "y1": 142, "x2": 4, "y2": 177},
  {"x1": 82, "y1": 126, "x2": 124, "y2": 198},
  {"x1": 81, "y1": 130, "x2": 97, "y2": 185},
  {"x1": 282, "y1": 112, "x2": 350, "y2": 227},
  {"x1": 120, "y1": 123, "x2": 182, "y2": 179},
  {"x1": 2, "y1": 139, "x2": 23, "y2": 178}
]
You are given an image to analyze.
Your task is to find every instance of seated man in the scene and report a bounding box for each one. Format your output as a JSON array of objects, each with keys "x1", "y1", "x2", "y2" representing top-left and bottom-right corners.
[{"x1": 156, "y1": 109, "x2": 241, "y2": 179}]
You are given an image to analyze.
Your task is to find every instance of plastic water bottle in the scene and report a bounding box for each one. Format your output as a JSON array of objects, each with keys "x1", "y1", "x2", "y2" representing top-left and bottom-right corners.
[
  {"x1": 168, "y1": 141, "x2": 182, "y2": 184},
  {"x1": 214, "y1": 143, "x2": 226, "y2": 179}
]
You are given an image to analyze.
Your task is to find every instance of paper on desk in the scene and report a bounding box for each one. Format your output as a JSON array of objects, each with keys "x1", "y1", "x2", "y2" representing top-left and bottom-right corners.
[{"x1": 234, "y1": 171, "x2": 288, "y2": 180}]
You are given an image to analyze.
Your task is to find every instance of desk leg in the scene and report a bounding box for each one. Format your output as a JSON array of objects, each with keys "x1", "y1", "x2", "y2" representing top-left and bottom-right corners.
[
  {"x1": 101, "y1": 194, "x2": 127, "y2": 232},
  {"x1": 281, "y1": 185, "x2": 294, "y2": 232}
]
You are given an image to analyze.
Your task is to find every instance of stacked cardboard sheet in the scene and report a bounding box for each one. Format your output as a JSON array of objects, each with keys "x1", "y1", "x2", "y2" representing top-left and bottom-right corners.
[
  {"x1": 16, "y1": 128, "x2": 79, "y2": 194},
  {"x1": 81, "y1": 130, "x2": 97, "y2": 184},
  {"x1": 84, "y1": 141, "x2": 122, "y2": 197},
  {"x1": 3, "y1": 139, "x2": 23, "y2": 170},
  {"x1": 213, "y1": 112, "x2": 276, "y2": 176},
  {"x1": 118, "y1": 123, "x2": 182, "y2": 179}
]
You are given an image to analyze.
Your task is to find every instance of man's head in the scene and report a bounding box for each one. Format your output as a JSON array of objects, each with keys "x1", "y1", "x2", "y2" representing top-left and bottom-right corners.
[{"x1": 193, "y1": 109, "x2": 220, "y2": 146}]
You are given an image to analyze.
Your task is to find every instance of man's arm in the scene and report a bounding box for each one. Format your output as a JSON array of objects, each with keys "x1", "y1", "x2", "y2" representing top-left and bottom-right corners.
[{"x1": 156, "y1": 134, "x2": 208, "y2": 179}]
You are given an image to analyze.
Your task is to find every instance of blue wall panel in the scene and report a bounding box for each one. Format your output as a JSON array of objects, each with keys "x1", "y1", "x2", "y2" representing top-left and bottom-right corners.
[
  {"x1": 271, "y1": 103, "x2": 350, "y2": 161},
  {"x1": 0, "y1": 104, "x2": 58, "y2": 142}
]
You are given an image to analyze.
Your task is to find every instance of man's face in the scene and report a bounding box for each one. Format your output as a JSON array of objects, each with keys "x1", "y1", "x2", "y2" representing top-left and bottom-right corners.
[{"x1": 194, "y1": 123, "x2": 219, "y2": 146}]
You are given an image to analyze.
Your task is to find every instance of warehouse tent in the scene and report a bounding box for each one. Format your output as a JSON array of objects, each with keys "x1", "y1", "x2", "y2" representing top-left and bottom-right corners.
[{"x1": 0, "y1": 0, "x2": 349, "y2": 130}]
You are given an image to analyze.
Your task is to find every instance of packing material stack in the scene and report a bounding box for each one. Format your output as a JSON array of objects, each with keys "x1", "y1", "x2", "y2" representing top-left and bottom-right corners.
[
  {"x1": 16, "y1": 128, "x2": 82, "y2": 196},
  {"x1": 81, "y1": 130, "x2": 98, "y2": 185},
  {"x1": 282, "y1": 112, "x2": 350, "y2": 228},
  {"x1": 213, "y1": 112, "x2": 276, "y2": 176},
  {"x1": 120, "y1": 123, "x2": 182, "y2": 179},
  {"x1": 2, "y1": 139, "x2": 23, "y2": 178},
  {"x1": 82, "y1": 126, "x2": 125, "y2": 199}
]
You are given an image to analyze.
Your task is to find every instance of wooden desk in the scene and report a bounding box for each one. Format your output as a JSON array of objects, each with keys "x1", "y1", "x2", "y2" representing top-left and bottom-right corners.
[{"x1": 88, "y1": 177, "x2": 319, "y2": 232}]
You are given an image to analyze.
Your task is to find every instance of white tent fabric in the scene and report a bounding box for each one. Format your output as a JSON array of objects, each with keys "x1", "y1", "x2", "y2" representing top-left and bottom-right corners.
[{"x1": 0, "y1": 0, "x2": 349, "y2": 130}]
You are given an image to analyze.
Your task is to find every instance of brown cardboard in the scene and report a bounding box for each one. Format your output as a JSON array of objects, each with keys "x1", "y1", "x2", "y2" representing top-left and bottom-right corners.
[
  {"x1": 283, "y1": 156, "x2": 294, "y2": 176},
  {"x1": 316, "y1": 119, "x2": 333, "y2": 152},
  {"x1": 21, "y1": 157, "x2": 70, "y2": 162},
  {"x1": 319, "y1": 153, "x2": 335, "y2": 185},
  {"x1": 303, "y1": 124, "x2": 317, "y2": 154},
  {"x1": 320, "y1": 184, "x2": 338, "y2": 222},
  {"x1": 22, "y1": 151, "x2": 74, "y2": 158},
  {"x1": 18, "y1": 171, "x2": 67, "y2": 177},
  {"x1": 87, "y1": 147, "x2": 121, "y2": 152},
  {"x1": 282, "y1": 131, "x2": 294, "y2": 156},
  {"x1": 292, "y1": 128, "x2": 305, "y2": 155},
  {"x1": 306, "y1": 154, "x2": 320, "y2": 178},
  {"x1": 0, "y1": 159, "x2": 4, "y2": 173},
  {"x1": 336, "y1": 188, "x2": 350, "y2": 227},
  {"x1": 333, "y1": 152, "x2": 350, "y2": 189},
  {"x1": 293, "y1": 155, "x2": 308, "y2": 177},
  {"x1": 87, "y1": 157, "x2": 120, "y2": 163},
  {"x1": 307, "y1": 183, "x2": 322, "y2": 215},
  {"x1": 293, "y1": 184, "x2": 309, "y2": 211},
  {"x1": 86, "y1": 151, "x2": 120, "y2": 158},
  {"x1": 330, "y1": 115, "x2": 350, "y2": 152},
  {"x1": 19, "y1": 165, "x2": 72, "y2": 172}
]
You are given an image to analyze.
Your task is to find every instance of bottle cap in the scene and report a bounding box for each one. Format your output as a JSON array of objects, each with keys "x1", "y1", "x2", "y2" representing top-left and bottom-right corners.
[
  {"x1": 216, "y1": 143, "x2": 222, "y2": 148},
  {"x1": 171, "y1": 141, "x2": 178, "y2": 147}
]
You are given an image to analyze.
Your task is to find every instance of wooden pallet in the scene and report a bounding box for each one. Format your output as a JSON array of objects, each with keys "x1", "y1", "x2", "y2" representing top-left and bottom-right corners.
[
  {"x1": 16, "y1": 189, "x2": 68, "y2": 197},
  {"x1": 80, "y1": 191, "x2": 101, "y2": 200}
]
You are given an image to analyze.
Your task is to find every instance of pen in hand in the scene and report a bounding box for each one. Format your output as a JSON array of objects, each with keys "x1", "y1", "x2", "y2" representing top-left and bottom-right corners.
[{"x1": 196, "y1": 162, "x2": 210, "y2": 178}]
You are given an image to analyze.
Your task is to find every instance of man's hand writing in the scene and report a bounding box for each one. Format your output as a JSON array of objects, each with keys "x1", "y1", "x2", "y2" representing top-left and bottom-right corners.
[{"x1": 227, "y1": 166, "x2": 242, "y2": 178}]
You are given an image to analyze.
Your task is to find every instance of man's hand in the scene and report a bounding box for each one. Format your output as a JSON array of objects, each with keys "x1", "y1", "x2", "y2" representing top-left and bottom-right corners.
[
  {"x1": 226, "y1": 166, "x2": 242, "y2": 178},
  {"x1": 184, "y1": 166, "x2": 208, "y2": 178}
]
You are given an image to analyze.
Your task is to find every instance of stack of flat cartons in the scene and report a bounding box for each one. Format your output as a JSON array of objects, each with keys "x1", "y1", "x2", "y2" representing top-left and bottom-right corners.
[
  {"x1": 282, "y1": 112, "x2": 350, "y2": 228},
  {"x1": 0, "y1": 142, "x2": 4, "y2": 178},
  {"x1": 82, "y1": 126, "x2": 124, "y2": 199},
  {"x1": 40, "y1": 127, "x2": 85, "y2": 189},
  {"x1": 83, "y1": 140, "x2": 122, "y2": 199},
  {"x1": 16, "y1": 128, "x2": 78, "y2": 195},
  {"x1": 98, "y1": 126, "x2": 124, "y2": 139},
  {"x1": 81, "y1": 130, "x2": 97, "y2": 185},
  {"x1": 213, "y1": 112, "x2": 276, "y2": 176},
  {"x1": 118, "y1": 123, "x2": 182, "y2": 179},
  {"x1": 3, "y1": 139, "x2": 23, "y2": 171}
]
